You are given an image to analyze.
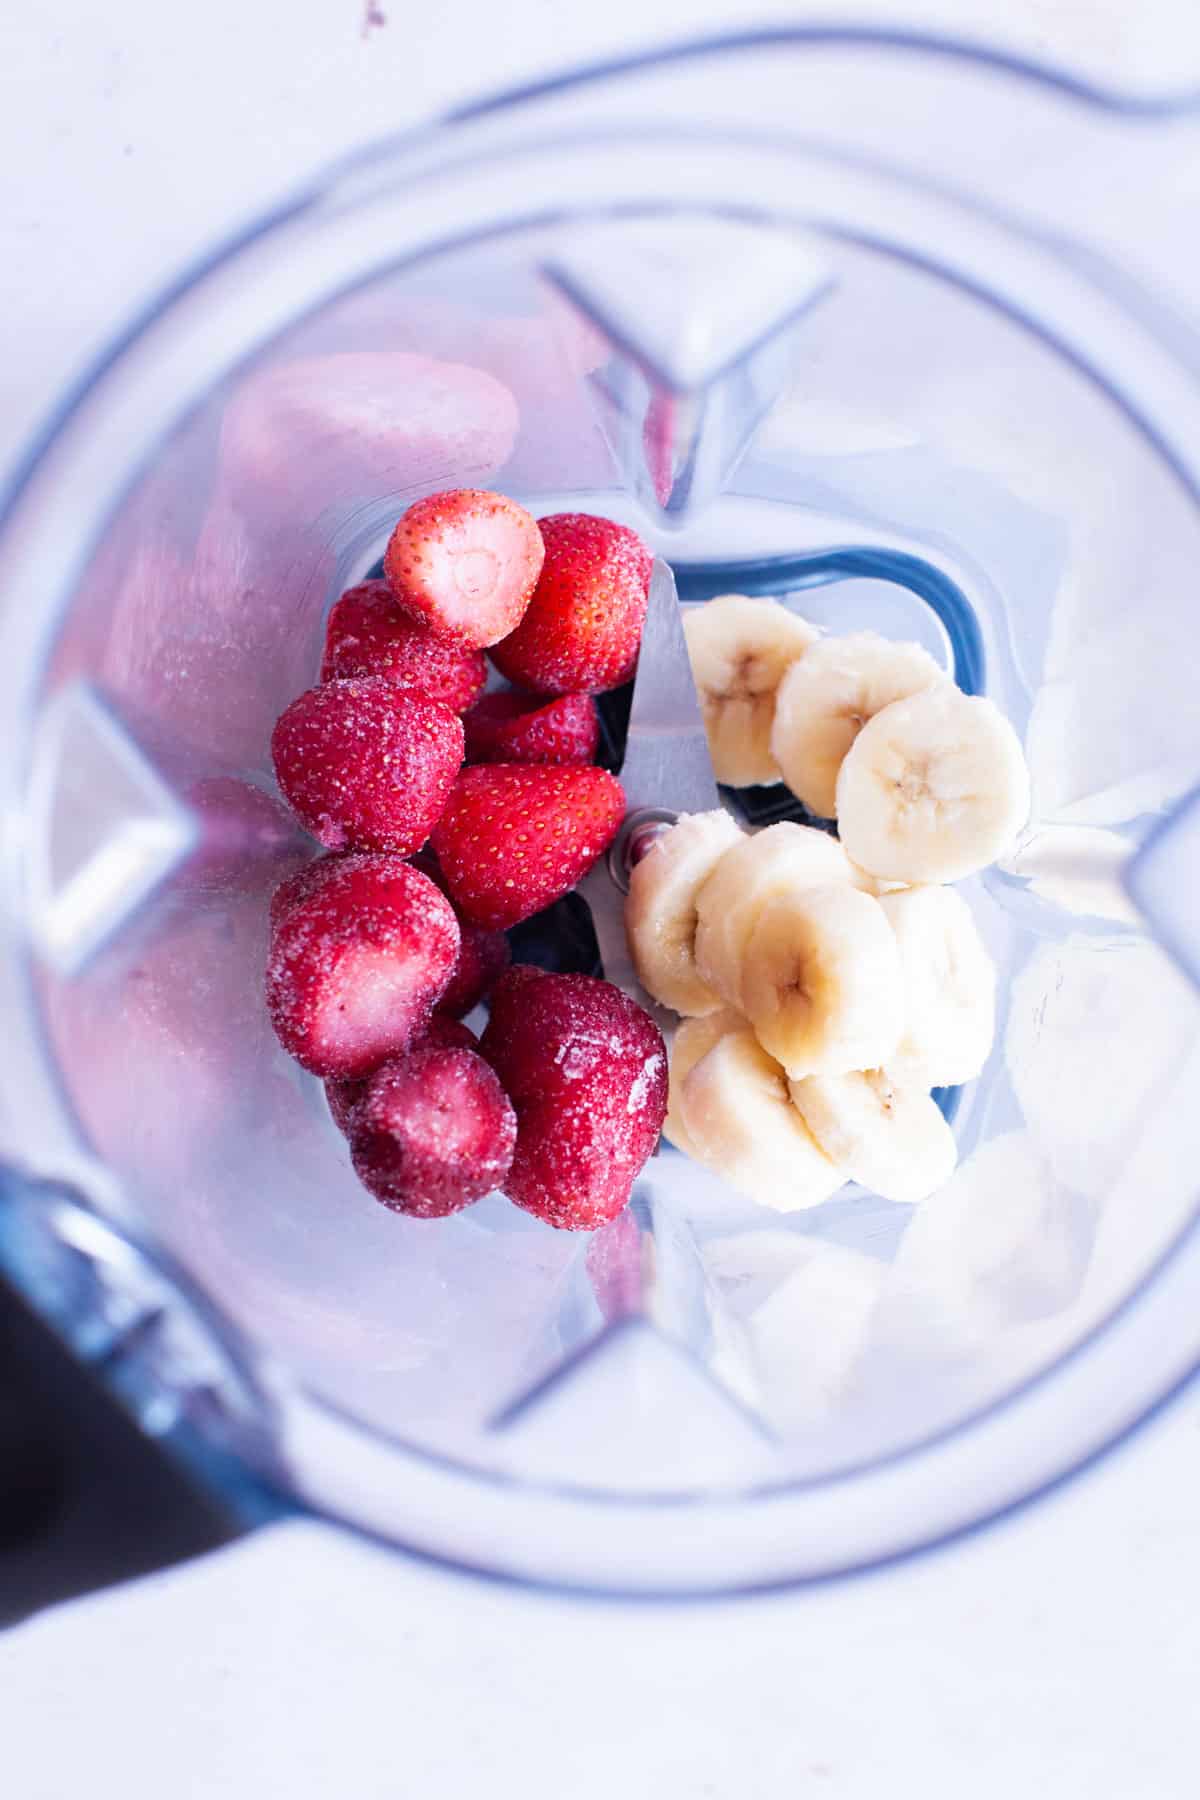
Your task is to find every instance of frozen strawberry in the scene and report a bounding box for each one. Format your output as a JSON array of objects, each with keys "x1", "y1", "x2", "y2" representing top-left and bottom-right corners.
[
  {"x1": 420, "y1": 1014, "x2": 479, "y2": 1053},
  {"x1": 320, "y1": 578, "x2": 486, "y2": 711},
  {"x1": 436, "y1": 920, "x2": 511, "y2": 1019},
  {"x1": 269, "y1": 851, "x2": 364, "y2": 932},
  {"x1": 398, "y1": 845, "x2": 511, "y2": 1016},
  {"x1": 481, "y1": 970, "x2": 667, "y2": 1230},
  {"x1": 430, "y1": 764, "x2": 624, "y2": 929},
  {"x1": 349, "y1": 1045, "x2": 517, "y2": 1217},
  {"x1": 325, "y1": 1015, "x2": 477, "y2": 1135},
  {"x1": 271, "y1": 677, "x2": 463, "y2": 854},
  {"x1": 325, "y1": 1073, "x2": 368, "y2": 1136},
  {"x1": 383, "y1": 489, "x2": 544, "y2": 649},
  {"x1": 490, "y1": 513, "x2": 653, "y2": 694},
  {"x1": 266, "y1": 856, "x2": 459, "y2": 1077},
  {"x1": 487, "y1": 960, "x2": 547, "y2": 1002},
  {"x1": 463, "y1": 691, "x2": 599, "y2": 767}
]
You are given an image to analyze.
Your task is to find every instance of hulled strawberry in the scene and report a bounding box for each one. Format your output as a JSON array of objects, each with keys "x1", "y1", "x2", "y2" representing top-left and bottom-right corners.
[
  {"x1": 349, "y1": 1045, "x2": 517, "y2": 1217},
  {"x1": 320, "y1": 578, "x2": 486, "y2": 711},
  {"x1": 324, "y1": 1015, "x2": 478, "y2": 1137},
  {"x1": 480, "y1": 969, "x2": 667, "y2": 1230},
  {"x1": 266, "y1": 856, "x2": 458, "y2": 1077},
  {"x1": 490, "y1": 513, "x2": 652, "y2": 694},
  {"x1": 383, "y1": 488, "x2": 543, "y2": 648}
]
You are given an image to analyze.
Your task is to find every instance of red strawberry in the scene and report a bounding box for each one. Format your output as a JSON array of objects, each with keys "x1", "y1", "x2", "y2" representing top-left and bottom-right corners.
[
  {"x1": 325, "y1": 1073, "x2": 368, "y2": 1137},
  {"x1": 490, "y1": 513, "x2": 653, "y2": 694},
  {"x1": 266, "y1": 856, "x2": 459, "y2": 1077},
  {"x1": 498, "y1": 961, "x2": 547, "y2": 991},
  {"x1": 463, "y1": 690, "x2": 599, "y2": 767},
  {"x1": 420, "y1": 1015, "x2": 480, "y2": 1053},
  {"x1": 320, "y1": 578, "x2": 486, "y2": 711},
  {"x1": 271, "y1": 677, "x2": 463, "y2": 854},
  {"x1": 436, "y1": 920, "x2": 511, "y2": 1019},
  {"x1": 430, "y1": 764, "x2": 624, "y2": 929},
  {"x1": 399, "y1": 846, "x2": 511, "y2": 1017},
  {"x1": 349, "y1": 1045, "x2": 517, "y2": 1217},
  {"x1": 325, "y1": 1015, "x2": 477, "y2": 1136},
  {"x1": 383, "y1": 489, "x2": 543, "y2": 649},
  {"x1": 270, "y1": 851, "x2": 365, "y2": 933},
  {"x1": 480, "y1": 970, "x2": 667, "y2": 1230}
]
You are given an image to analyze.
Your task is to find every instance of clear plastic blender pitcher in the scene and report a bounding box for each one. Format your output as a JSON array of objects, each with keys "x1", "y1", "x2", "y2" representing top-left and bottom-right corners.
[{"x1": 4, "y1": 29, "x2": 1200, "y2": 1595}]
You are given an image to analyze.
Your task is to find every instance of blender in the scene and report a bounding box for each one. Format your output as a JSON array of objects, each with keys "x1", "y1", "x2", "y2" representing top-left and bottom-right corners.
[{"x1": 3, "y1": 27, "x2": 1200, "y2": 1605}]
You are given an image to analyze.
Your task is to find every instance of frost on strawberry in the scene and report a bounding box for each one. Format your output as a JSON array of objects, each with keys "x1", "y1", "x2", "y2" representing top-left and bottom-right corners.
[
  {"x1": 266, "y1": 856, "x2": 459, "y2": 1077},
  {"x1": 321, "y1": 577, "x2": 486, "y2": 711},
  {"x1": 324, "y1": 1016, "x2": 478, "y2": 1137},
  {"x1": 271, "y1": 676, "x2": 463, "y2": 853},
  {"x1": 480, "y1": 969, "x2": 668, "y2": 1230},
  {"x1": 269, "y1": 850, "x2": 376, "y2": 933},
  {"x1": 349, "y1": 1045, "x2": 517, "y2": 1217}
]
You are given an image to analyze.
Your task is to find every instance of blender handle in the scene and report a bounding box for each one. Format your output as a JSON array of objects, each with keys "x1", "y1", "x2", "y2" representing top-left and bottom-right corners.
[{"x1": 0, "y1": 1273, "x2": 249, "y2": 1628}]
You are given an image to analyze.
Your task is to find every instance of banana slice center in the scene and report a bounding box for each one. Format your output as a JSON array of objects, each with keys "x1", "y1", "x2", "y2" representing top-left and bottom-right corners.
[{"x1": 719, "y1": 651, "x2": 772, "y2": 700}]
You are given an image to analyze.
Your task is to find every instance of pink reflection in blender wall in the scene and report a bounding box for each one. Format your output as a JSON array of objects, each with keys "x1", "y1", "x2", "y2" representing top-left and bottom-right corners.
[
  {"x1": 80, "y1": 350, "x2": 520, "y2": 772},
  {"x1": 45, "y1": 346, "x2": 522, "y2": 1219},
  {"x1": 190, "y1": 350, "x2": 522, "y2": 768}
]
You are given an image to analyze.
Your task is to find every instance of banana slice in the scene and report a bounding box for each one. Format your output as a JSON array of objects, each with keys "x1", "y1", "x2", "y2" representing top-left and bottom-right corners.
[
  {"x1": 849, "y1": 864, "x2": 910, "y2": 898},
  {"x1": 682, "y1": 594, "x2": 818, "y2": 786},
  {"x1": 790, "y1": 1069, "x2": 958, "y2": 1204},
  {"x1": 836, "y1": 684, "x2": 1031, "y2": 883},
  {"x1": 770, "y1": 631, "x2": 945, "y2": 818},
  {"x1": 625, "y1": 810, "x2": 745, "y2": 1015},
  {"x1": 679, "y1": 1026, "x2": 843, "y2": 1211},
  {"x1": 880, "y1": 886, "x2": 996, "y2": 1086},
  {"x1": 662, "y1": 1009, "x2": 743, "y2": 1155},
  {"x1": 740, "y1": 883, "x2": 905, "y2": 1078},
  {"x1": 693, "y1": 822, "x2": 858, "y2": 1011}
]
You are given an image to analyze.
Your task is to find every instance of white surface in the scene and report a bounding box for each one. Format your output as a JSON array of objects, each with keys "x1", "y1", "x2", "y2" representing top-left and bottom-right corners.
[{"x1": 2, "y1": 2, "x2": 1200, "y2": 1795}]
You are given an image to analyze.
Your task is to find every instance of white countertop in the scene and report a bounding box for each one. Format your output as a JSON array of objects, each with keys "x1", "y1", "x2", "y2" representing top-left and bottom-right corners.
[{"x1": 2, "y1": 2, "x2": 1199, "y2": 1794}]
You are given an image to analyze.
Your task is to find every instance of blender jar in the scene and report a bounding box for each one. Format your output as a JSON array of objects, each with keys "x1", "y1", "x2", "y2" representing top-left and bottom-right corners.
[{"x1": 3, "y1": 29, "x2": 1200, "y2": 1594}]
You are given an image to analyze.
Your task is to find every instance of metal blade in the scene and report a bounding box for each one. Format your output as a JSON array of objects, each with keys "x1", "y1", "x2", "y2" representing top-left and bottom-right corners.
[
  {"x1": 580, "y1": 558, "x2": 720, "y2": 1004},
  {"x1": 620, "y1": 559, "x2": 721, "y2": 817}
]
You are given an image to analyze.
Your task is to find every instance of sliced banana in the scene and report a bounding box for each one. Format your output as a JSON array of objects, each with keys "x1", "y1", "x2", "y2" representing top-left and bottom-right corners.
[
  {"x1": 693, "y1": 822, "x2": 858, "y2": 1011},
  {"x1": 880, "y1": 886, "x2": 996, "y2": 1086},
  {"x1": 836, "y1": 684, "x2": 1031, "y2": 883},
  {"x1": 625, "y1": 810, "x2": 745, "y2": 1015},
  {"x1": 662, "y1": 1009, "x2": 744, "y2": 1155},
  {"x1": 790, "y1": 1069, "x2": 958, "y2": 1204},
  {"x1": 740, "y1": 883, "x2": 905, "y2": 1079},
  {"x1": 682, "y1": 594, "x2": 818, "y2": 786},
  {"x1": 679, "y1": 1026, "x2": 843, "y2": 1211},
  {"x1": 849, "y1": 864, "x2": 910, "y2": 898},
  {"x1": 770, "y1": 631, "x2": 945, "y2": 818}
]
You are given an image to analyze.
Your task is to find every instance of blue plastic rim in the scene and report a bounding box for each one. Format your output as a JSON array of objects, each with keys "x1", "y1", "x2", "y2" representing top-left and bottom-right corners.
[{"x1": 674, "y1": 549, "x2": 985, "y2": 697}]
